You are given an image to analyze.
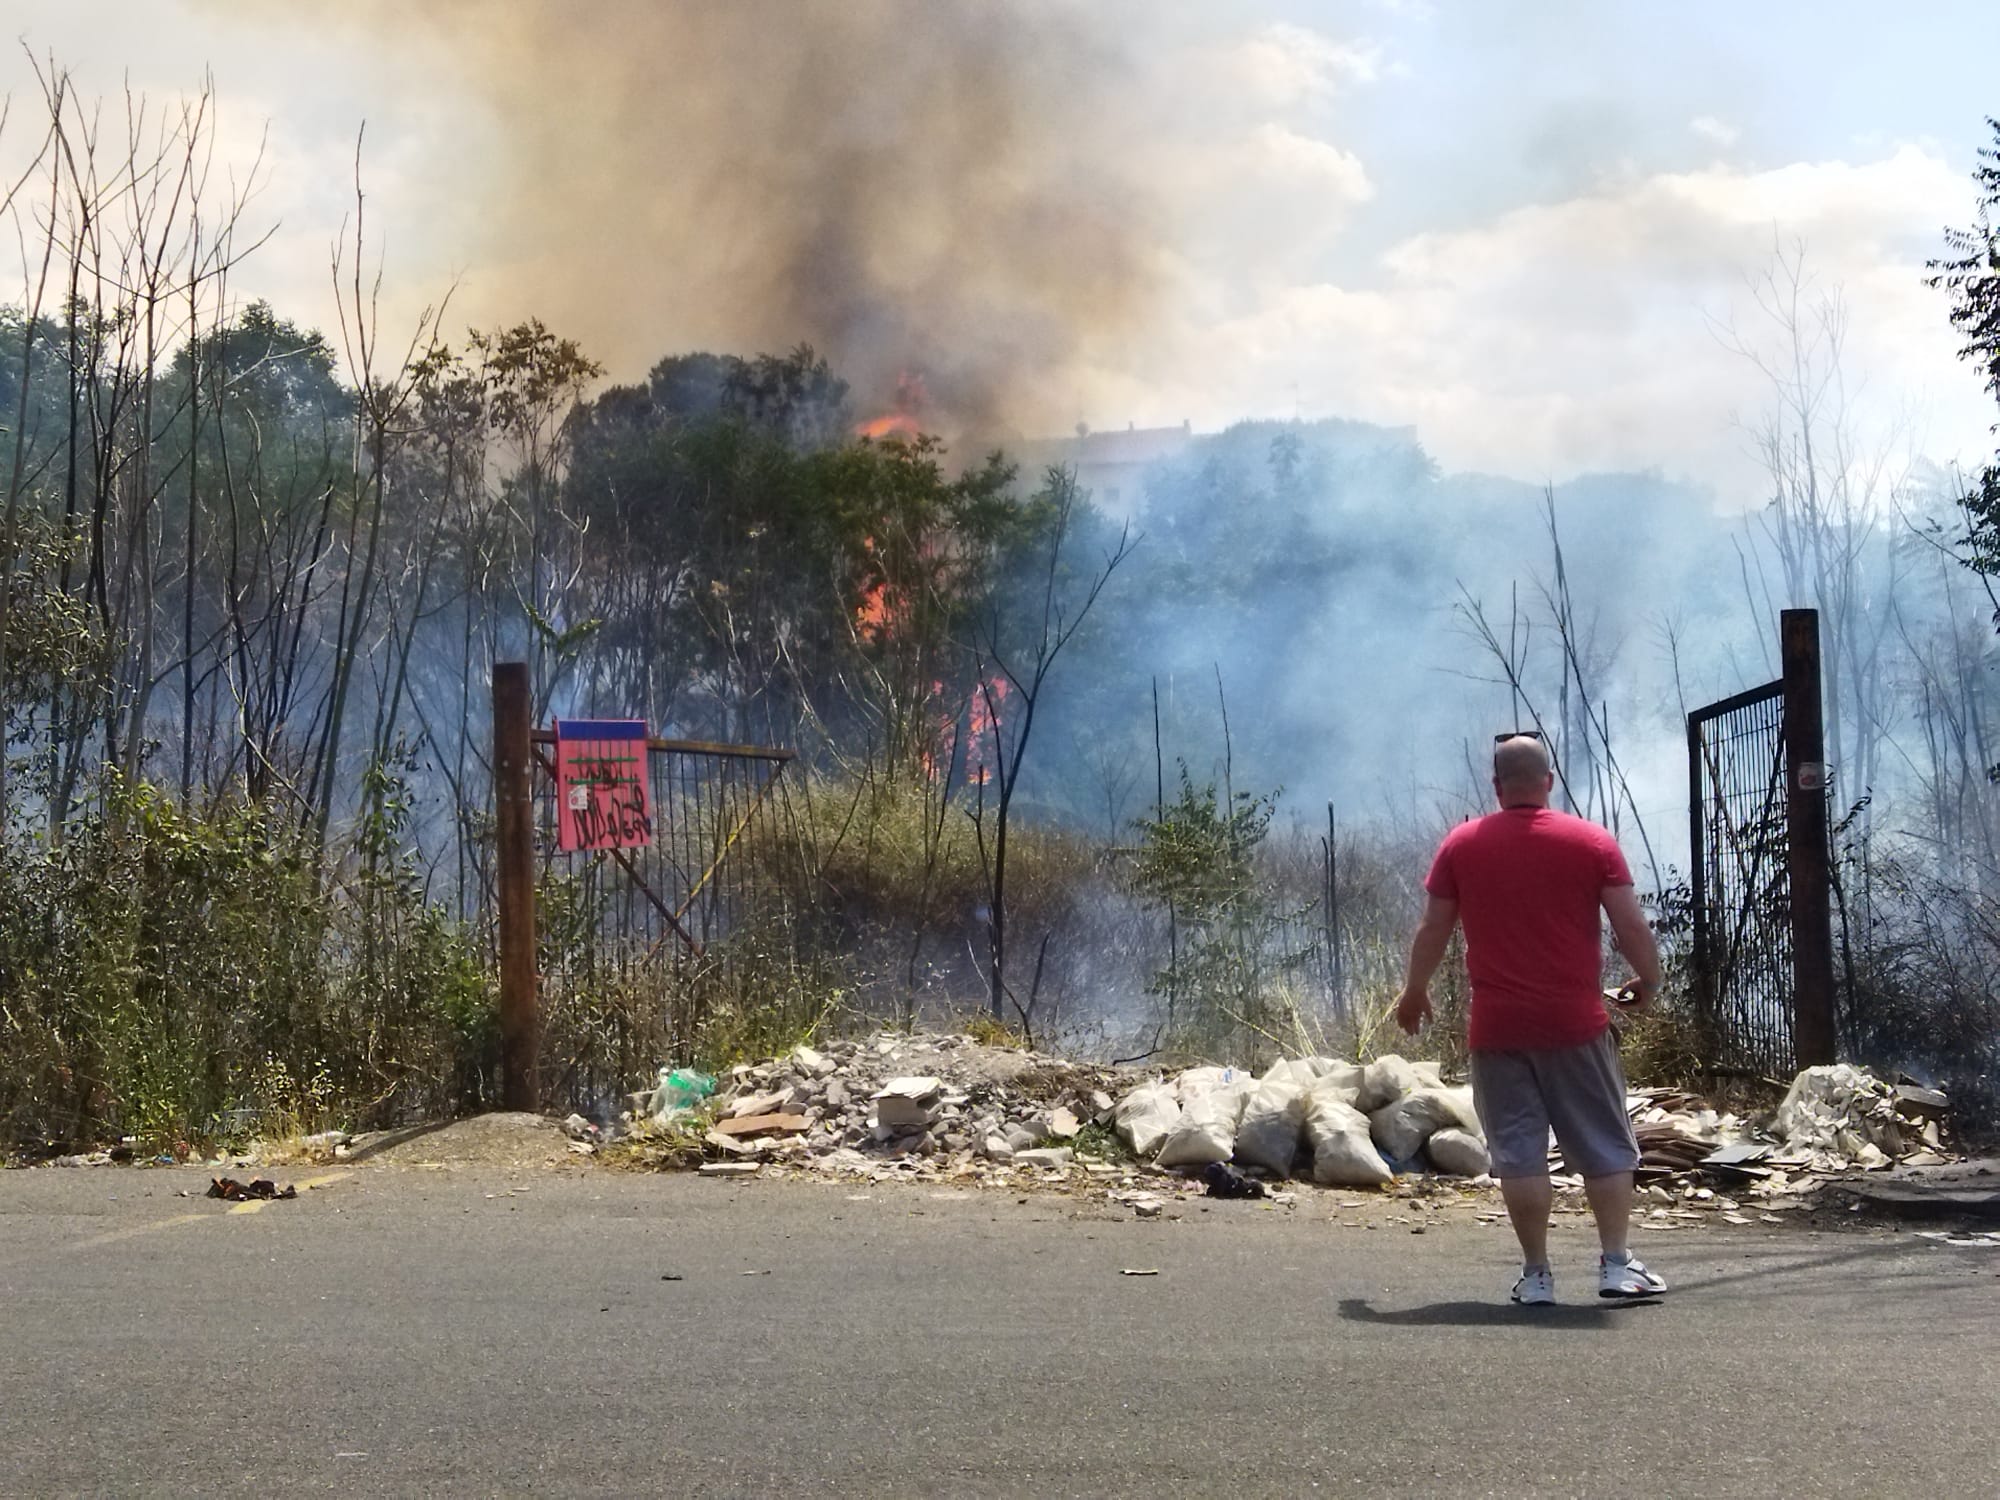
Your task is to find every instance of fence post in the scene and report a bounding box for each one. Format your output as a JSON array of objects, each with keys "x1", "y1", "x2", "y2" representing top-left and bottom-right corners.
[
  {"x1": 493, "y1": 660, "x2": 540, "y2": 1110},
  {"x1": 1781, "y1": 609, "x2": 1837, "y2": 1067},
  {"x1": 1686, "y1": 710, "x2": 1712, "y2": 1040}
]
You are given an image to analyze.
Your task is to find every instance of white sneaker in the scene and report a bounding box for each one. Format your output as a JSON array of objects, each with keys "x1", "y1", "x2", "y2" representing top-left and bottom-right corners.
[
  {"x1": 1599, "y1": 1253, "x2": 1667, "y2": 1299},
  {"x1": 1511, "y1": 1265, "x2": 1556, "y2": 1305}
]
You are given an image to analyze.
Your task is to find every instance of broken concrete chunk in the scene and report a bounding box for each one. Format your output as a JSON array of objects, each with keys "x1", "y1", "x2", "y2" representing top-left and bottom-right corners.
[
  {"x1": 1014, "y1": 1147, "x2": 1075, "y2": 1169},
  {"x1": 874, "y1": 1075, "x2": 941, "y2": 1098},
  {"x1": 1048, "y1": 1106, "x2": 1081, "y2": 1139},
  {"x1": 724, "y1": 1087, "x2": 795, "y2": 1120}
]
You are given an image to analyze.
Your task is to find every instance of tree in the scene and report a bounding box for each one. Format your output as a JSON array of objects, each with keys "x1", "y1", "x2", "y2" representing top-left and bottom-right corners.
[
  {"x1": 1928, "y1": 117, "x2": 2000, "y2": 614},
  {"x1": 965, "y1": 466, "x2": 1135, "y2": 1029}
]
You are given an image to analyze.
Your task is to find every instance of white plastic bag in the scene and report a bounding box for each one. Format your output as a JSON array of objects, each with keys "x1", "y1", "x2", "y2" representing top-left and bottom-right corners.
[
  {"x1": 1425, "y1": 1127, "x2": 1492, "y2": 1177},
  {"x1": 1315, "y1": 1060, "x2": 1365, "y2": 1095},
  {"x1": 1261, "y1": 1058, "x2": 1321, "y2": 1090},
  {"x1": 1356, "y1": 1054, "x2": 1420, "y2": 1113},
  {"x1": 1113, "y1": 1082, "x2": 1184, "y2": 1159},
  {"x1": 1437, "y1": 1085, "x2": 1481, "y2": 1134},
  {"x1": 1306, "y1": 1095, "x2": 1395, "y2": 1186},
  {"x1": 1173, "y1": 1065, "x2": 1239, "y2": 1101},
  {"x1": 1233, "y1": 1079, "x2": 1309, "y2": 1176},
  {"x1": 1305, "y1": 1071, "x2": 1362, "y2": 1111},
  {"x1": 1156, "y1": 1083, "x2": 1241, "y2": 1167},
  {"x1": 1369, "y1": 1087, "x2": 1472, "y2": 1164}
]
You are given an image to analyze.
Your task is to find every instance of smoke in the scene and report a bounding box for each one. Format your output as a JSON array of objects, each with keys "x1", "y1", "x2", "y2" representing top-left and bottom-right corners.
[{"x1": 312, "y1": 0, "x2": 1167, "y2": 433}]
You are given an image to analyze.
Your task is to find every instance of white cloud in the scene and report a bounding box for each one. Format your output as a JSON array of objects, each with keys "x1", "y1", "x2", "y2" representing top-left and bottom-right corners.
[
  {"x1": 1113, "y1": 147, "x2": 1990, "y2": 502},
  {"x1": 1690, "y1": 115, "x2": 1740, "y2": 149}
]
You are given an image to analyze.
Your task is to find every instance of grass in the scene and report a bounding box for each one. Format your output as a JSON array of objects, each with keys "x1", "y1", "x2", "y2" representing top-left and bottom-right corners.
[{"x1": 1071, "y1": 1119, "x2": 1132, "y2": 1163}]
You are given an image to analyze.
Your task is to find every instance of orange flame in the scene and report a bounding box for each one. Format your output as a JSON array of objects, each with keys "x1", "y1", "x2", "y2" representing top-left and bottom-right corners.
[
  {"x1": 855, "y1": 536, "x2": 896, "y2": 643},
  {"x1": 920, "y1": 676, "x2": 1009, "y2": 785},
  {"x1": 966, "y1": 678, "x2": 1009, "y2": 785},
  {"x1": 857, "y1": 411, "x2": 921, "y2": 440},
  {"x1": 855, "y1": 371, "x2": 928, "y2": 441}
]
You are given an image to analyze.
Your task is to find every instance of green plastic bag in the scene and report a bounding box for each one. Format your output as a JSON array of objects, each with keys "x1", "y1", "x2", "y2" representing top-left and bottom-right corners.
[{"x1": 644, "y1": 1066, "x2": 716, "y2": 1120}]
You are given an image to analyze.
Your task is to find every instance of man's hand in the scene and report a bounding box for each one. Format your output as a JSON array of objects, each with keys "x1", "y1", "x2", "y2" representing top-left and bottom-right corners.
[
  {"x1": 1609, "y1": 977, "x2": 1656, "y2": 1013},
  {"x1": 1396, "y1": 985, "x2": 1433, "y2": 1035}
]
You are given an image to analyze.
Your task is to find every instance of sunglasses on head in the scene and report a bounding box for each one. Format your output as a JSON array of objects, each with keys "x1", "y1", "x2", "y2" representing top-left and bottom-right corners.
[{"x1": 1493, "y1": 729, "x2": 1546, "y2": 744}]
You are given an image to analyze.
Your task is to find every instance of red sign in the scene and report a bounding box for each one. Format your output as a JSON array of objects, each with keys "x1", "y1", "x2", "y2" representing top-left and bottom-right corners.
[{"x1": 554, "y1": 720, "x2": 653, "y2": 852}]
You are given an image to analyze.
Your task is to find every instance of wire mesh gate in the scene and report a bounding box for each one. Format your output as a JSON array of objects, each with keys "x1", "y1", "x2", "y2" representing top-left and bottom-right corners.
[
  {"x1": 1688, "y1": 681, "x2": 1794, "y2": 1074},
  {"x1": 1686, "y1": 608, "x2": 1839, "y2": 1078},
  {"x1": 527, "y1": 729, "x2": 794, "y2": 1110}
]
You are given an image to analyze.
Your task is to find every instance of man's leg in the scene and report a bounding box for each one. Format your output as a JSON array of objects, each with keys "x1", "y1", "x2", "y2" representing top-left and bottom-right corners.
[
  {"x1": 1582, "y1": 1171, "x2": 1633, "y2": 1255},
  {"x1": 1542, "y1": 1033, "x2": 1665, "y2": 1296},
  {"x1": 1500, "y1": 1172, "x2": 1553, "y2": 1267}
]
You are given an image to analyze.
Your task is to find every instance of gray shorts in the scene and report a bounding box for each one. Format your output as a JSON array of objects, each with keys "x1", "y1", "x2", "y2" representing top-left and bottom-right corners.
[{"x1": 1469, "y1": 1029, "x2": 1640, "y2": 1179}]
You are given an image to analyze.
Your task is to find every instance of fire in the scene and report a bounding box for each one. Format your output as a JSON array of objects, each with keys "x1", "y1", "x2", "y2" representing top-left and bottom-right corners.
[
  {"x1": 965, "y1": 677, "x2": 1009, "y2": 785},
  {"x1": 921, "y1": 676, "x2": 1009, "y2": 785},
  {"x1": 857, "y1": 411, "x2": 921, "y2": 441},
  {"x1": 855, "y1": 537, "x2": 896, "y2": 643},
  {"x1": 856, "y1": 580, "x2": 893, "y2": 639},
  {"x1": 855, "y1": 370, "x2": 928, "y2": 441}
]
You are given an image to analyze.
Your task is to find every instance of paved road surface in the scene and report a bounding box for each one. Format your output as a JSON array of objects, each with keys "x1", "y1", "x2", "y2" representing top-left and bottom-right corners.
[{"x1": 2, "y1": 1165, "x2": 1995, "y2": 1496}]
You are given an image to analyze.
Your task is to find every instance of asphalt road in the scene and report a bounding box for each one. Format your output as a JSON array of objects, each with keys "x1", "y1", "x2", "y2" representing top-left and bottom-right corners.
[{"x1": 2, "y1": 1165, "x2": 1995, "y2": 1497}]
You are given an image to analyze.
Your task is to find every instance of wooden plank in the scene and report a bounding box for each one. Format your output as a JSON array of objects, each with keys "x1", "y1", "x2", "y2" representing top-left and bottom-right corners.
[{"x1": 710, "y1": 1113, "x2": 811, "y2": 1138}]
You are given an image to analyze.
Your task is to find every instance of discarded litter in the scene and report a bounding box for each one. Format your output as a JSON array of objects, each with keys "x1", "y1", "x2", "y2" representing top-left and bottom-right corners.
[
  {"x1": 1120, "y1": 1268, "x2": 1161, "y2": 1276},
  {"x1": 206, "y1": 1177, "x2": 296, "y2": 1202},
  {"x1": 1201, "y1": 1162, "x2": 1267, "y2": 1200},
  {"x1": 639, "y1": 1067, "x2": 717, "y2": 1122},
  {"x1": 1917, "y1": 1232, "x2": 2000, "y2": 1248}
]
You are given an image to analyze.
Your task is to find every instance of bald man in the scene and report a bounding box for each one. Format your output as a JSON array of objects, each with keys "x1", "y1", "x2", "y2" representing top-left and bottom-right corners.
[{"x1": 1397, "y1": 734, "x2": 1667, "y2": 1305}]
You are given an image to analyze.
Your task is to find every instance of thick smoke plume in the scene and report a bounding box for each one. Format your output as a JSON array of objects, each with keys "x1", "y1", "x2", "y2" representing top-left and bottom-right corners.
[{"x1": 327, "y1": 1, "x2": 1163, "y2": 432}]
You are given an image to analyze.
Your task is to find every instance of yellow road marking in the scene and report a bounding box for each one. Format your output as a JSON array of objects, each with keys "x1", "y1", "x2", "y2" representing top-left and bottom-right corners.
[
  {"x1": 74, "y1": 1169, "x2": 355, "y2": 1246},
  {"x1": 73, "y1": 1211, "x2": 211, "y2": 1250}
]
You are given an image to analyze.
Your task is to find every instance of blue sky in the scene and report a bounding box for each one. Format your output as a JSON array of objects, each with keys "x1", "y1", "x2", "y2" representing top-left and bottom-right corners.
[{"x1": 3, "y1": 1, "x2": 1994, "y2": 500}]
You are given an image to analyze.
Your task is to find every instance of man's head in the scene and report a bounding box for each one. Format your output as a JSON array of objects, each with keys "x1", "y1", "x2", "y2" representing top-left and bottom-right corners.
[{"x1": 1492, "y1": 734, "x2": 1554, "y2": 809}]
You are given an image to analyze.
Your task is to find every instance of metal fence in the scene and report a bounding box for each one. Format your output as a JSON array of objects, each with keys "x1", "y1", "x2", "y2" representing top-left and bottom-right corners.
[
  {"x1": 528, "y1": 730, "x2": 794, "y2": 1109},
  {"x1": 1688, "y1": 680, "x2": 1795, "y2": 1075}
]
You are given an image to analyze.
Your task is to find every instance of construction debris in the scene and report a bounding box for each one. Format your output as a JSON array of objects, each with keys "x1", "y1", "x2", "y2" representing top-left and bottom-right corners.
[{"x1": 619, "y1": 1032, "x2": 1961, "y2": 1229}]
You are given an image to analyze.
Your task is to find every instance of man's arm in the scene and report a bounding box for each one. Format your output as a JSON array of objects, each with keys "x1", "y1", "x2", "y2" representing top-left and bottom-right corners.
[
  {"x1": 1396, "y1": 893, "x2": 1459, "y2": 1034},
  {"x1": 1601, "y1": 884, "x2": 1663, "y2": 1008}
]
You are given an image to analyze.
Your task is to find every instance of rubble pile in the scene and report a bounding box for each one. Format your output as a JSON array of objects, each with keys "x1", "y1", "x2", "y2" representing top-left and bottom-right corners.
[
  {"x1": 1626, "y1": 1065, "x2": 1954, "y2": 1180},
  {"x1": 623, "y1": 1034, "x2": 1959, "y2": 1223},
  {"x1": 631, "y1": 1031, "x2": 1134, "y2": 1184}
]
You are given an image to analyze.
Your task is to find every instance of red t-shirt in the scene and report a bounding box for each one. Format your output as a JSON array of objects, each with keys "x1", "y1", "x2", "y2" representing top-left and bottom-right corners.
[{"x1": 1423, "y1": 807, "x2": 1634, "y2": 1051}]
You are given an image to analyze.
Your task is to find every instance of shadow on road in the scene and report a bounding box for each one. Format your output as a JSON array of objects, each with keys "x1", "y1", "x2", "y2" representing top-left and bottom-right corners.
[{"x1": 1337, "y1": 1296, "x2": 1660, "y2": 1329}]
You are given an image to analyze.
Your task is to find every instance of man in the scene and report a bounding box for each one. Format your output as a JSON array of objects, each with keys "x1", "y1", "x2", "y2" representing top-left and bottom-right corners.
[{"x1": 1397, "y1": 733, "x2": 1667, "y2": 1305}]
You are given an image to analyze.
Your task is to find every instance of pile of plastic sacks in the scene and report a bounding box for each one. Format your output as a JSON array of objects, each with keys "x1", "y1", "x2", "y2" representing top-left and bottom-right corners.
[{"x1": 1111, "y1": 1054, "x2": 1488, "y2": 1186}]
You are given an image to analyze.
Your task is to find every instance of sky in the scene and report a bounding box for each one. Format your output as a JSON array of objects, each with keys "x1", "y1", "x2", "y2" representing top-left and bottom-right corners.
[{"x1": 2, "y1": 0, "x2": 1995, "y2": 504}]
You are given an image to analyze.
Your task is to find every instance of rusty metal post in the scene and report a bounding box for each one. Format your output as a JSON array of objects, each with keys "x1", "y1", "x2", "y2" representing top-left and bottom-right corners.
[
  {"x1": 1686, "y1": 710, "x2": 1712, "y2": 1039},
  {"x1": 493, "y1": 661, "x2": 540, "y2": 1110},
  {"x1": 1781, "y1": 609, "x2": 1837, "y2": 1067}
]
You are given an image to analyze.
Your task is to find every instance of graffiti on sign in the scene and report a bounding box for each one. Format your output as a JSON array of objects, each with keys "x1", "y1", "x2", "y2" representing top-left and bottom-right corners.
[{"x1": 554, "y1": 720, "x2": 653, "y2": 852}]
